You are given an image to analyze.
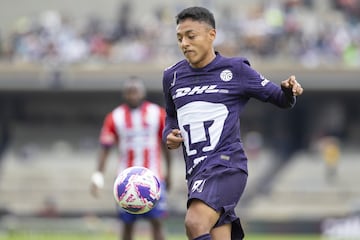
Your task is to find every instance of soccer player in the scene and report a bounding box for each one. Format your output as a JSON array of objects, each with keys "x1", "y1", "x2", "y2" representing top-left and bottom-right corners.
[
  {"x1": 162, "y1": 6, "x2": 304, "y2": 240},
  {"x1": 91, "y1": 77, "x2": 172, "y2": 240}
]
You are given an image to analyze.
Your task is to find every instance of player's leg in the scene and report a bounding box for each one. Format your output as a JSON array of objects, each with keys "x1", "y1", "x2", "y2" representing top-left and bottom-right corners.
[
  {"x1": 122, "y1": 222, "x2": 135, "y2": 240},
  {"x1": 186, "y1": 166, "x2": 248, "y2": 240},
  {"x1": 210, "y1": 223, "x2": 231, "y2": 240},
  {"x1": 117, "y1": 206, "x2": 137, "y2": 240},
  {"x1": 211, "y1": 218, "x2": 246, "y2": 240},
  {"x1": 210, "y1": 170, "x2": 247, "y2": 240},
  {"x1": 144, "y1": 180, "x2": 168, "y2": 240},
  {"x1": 149, "y1": 218, "x2": 165, "y2": 240},
  {"x1": 185, "y1": 198, "x2": 221, "y2": 239}
]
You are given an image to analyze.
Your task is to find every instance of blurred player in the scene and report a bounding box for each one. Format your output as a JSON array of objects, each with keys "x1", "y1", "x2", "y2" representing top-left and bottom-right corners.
[
  {"x1": 91, "y1": 76, "x2": 172, "y2": 240},
  {"x1": 319, "y1": 136, "x2": 340, "y2": 184},
  {"x1": 162, "y1": 6, "x2": 304, "y2": 240}
]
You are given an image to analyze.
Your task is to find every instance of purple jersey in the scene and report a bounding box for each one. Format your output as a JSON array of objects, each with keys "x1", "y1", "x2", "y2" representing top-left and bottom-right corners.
[{"x1": 162, "y1": 53, "x2": 295, "y2": 179}]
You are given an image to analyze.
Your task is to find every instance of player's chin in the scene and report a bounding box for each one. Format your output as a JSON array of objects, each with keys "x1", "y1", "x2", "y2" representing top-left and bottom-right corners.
[
  {"x1": 186, "y1": 57, "x2": 200, "y2": 67},
  {"x1": 184, "y1": 55, "x2": 193, "y2": 62},
  {"x1": 184, "y1": 53, "x2": 196, "y2": 62}
]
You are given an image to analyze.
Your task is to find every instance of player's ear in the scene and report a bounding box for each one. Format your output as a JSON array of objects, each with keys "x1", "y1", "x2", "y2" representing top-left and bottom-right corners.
[{"x1": 209, "y1": 28, "x2": 216, "y2": 41}]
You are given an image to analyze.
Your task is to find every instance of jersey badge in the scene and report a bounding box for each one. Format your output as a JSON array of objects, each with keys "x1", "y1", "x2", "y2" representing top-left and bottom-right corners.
[{"x1": 220, "y1": 69, "x2": 233, "y2": 82}]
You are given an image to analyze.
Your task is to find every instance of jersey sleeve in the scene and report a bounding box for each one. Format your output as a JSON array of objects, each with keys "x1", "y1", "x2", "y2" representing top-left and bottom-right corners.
[
  {"x1": 162, "y1": 69, "x2": 179, "y2": 143},
  {"x1": 99, "y1": 112, "x2": 118, "y2": 147},
  {"x1": 239, "y1": 59, "x2": 296, "y2": 108},
  {"x1": 158, "y1": 107, "x2": 166, "y2": 140}
]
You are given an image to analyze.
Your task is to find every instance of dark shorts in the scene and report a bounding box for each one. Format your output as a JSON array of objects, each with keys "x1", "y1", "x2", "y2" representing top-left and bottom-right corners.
[
  {"x1": 187, "y1": 166, "x2": 248, "y2": 240},
  {"x1": 117, "y1": 181, "x2": 168, "y2": 224}
]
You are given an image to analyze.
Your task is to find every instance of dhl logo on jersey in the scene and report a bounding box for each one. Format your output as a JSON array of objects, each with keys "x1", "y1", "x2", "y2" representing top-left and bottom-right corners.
[{"x1": 172, "y1": 85, "x2": 229, "y2": 99}]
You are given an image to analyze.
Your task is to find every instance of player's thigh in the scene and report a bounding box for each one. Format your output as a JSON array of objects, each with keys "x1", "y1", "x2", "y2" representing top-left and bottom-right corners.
[
  {"x1": 211, "y1": 223, "x2": 231, "y2": 240},
  {"x1": 185, "y1": 199, "x2": 220, "y2": 231}
]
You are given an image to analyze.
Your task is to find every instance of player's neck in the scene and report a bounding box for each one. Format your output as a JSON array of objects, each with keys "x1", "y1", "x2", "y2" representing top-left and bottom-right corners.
[
  {"x1": 191, "y1": 50, "x2": 216, "y2": 69},
  {"x1": 126, "y1": 101, "x2": 144, "y2": 110}
]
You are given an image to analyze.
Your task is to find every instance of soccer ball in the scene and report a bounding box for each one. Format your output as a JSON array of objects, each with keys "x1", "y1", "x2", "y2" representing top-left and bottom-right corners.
[{"x1": 113, "y1": 166, "x2": 161, "y2": 214}]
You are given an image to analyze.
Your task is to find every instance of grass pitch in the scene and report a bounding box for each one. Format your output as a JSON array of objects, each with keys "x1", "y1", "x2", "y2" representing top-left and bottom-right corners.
[{"x1": 0, "y1": 232, "x2": 322, "y2": 240}]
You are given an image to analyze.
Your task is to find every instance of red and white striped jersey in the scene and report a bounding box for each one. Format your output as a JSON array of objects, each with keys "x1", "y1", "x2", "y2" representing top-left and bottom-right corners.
[{"x1": 99, "y1": 101, "x2": 166, "y2": 179}]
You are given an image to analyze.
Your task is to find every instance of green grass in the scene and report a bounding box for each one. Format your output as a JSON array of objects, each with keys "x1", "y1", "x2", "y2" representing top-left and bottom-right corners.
[
  {"x1": 246, "y1": 235, "x2": 321, "y2": 240},
  {"x1": 0, "y1": 232, "x2": 323, "y2": 240}
]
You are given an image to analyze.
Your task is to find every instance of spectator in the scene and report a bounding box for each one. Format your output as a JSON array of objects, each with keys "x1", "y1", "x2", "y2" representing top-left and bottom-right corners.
[{"x1": 91, "y1": 77, "x2": 172, "y2": 240}]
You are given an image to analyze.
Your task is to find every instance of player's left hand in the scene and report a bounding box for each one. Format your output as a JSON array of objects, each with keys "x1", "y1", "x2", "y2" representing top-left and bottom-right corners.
[{"x1": 281, "y1": 75, "x2": 303, "y2": 96}]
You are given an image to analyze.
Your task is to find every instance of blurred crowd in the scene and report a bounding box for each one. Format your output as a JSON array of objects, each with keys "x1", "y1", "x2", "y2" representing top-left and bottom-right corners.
[{"x1": 0, "y1": 0, "x2": 359, "y2": 68}]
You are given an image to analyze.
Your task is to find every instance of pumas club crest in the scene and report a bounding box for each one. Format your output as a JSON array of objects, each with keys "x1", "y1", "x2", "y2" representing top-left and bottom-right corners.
[{"x1": 220, "y1": 69, "x2": 233, "y2": 82}]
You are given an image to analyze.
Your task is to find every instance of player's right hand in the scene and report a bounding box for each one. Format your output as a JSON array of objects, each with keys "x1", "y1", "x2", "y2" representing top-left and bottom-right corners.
[{"x1": 166, "y1": 129, "x2": 183, "y2": 149}]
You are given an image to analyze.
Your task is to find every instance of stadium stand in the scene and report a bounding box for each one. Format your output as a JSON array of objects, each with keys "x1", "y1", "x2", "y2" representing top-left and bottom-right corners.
[
  {"x1": 0, "y1": 0, "x2": 359, "y2": 68},
  {"x1": 244, "y1": 149, "x2": 360, "y2": 221}
]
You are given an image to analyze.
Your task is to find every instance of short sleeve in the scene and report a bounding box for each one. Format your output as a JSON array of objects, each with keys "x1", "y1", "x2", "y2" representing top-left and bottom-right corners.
[{"x1": 99, "y1": 112, "x2": 118, "y2": 147}]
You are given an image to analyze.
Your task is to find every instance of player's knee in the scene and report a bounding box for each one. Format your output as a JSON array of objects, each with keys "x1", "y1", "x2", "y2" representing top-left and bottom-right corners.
[{"x1": 184, "y1": 214, "x2": 210, "y2": 238}]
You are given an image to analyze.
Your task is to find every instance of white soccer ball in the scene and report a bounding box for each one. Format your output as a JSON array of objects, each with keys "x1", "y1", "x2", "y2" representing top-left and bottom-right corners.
[{"x1": 113, "y1": 166, "x2": 161, "y2": 214}]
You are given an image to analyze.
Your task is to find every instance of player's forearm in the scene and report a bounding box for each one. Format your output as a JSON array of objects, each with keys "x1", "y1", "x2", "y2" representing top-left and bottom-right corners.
[
  {"x1": 268, "y1": 86, "x2": 296, "y2": 109},
  {"x1": 163, "y1": 115, "x2": 179, "y2": 143},
  {"x1": 97, "y1": 147, "x2": 110, "y2": 172},
  {"x1": 92, "y1": 148, "x2": 109, "y2": 190}
]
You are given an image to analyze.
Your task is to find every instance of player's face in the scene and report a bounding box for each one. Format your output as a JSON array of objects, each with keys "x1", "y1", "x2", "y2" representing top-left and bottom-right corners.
[
  {"x1": 123, "y1": 87, "x2": 144, "y2": 109},
  {"x1": 176, "y1": 19, "x2": 216, "y2": 68}
]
